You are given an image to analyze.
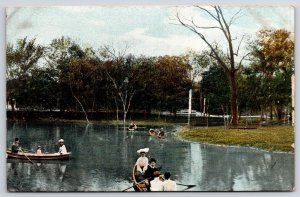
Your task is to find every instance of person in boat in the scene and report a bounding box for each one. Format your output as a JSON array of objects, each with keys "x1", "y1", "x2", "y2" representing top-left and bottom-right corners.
[
  {"x1": 158, "y1": 131, "x2": 166, "y2": 138},
  {"x1": 11, "y1": 138, "x2": 21, "y2": 154},
  {"x1": 145, "y1": 158, "x2": 161, "y2": 181},
  {"x1": 150, "y1": 171, "x2": 164, "y2": 191},
  {"x1": 135, "y1": 148, "x2": 149, "y2": 181},
  {"x1": 162, "y1": 172, "x2": 177, "y2": 191},
  {"x1": 36, "y1": 146, "x2": 42, "y2": 155},
  {"x1": 145, "y1": 158, "x2": 161, "y2": 191},
  {"x1": 58, "y1": 139, "x2": 68, "y2": 155},
  {"x1": 129, "y1": 122, "x2": 137, "y2": 130}
]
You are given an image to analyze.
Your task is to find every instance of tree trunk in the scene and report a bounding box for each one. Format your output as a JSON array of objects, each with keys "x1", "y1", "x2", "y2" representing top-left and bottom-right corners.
[
  {"x1": 230, "y1": 71, "x2": 238, "y2": 126},
  {"x1": 10, "y1": 99, "x2": 16, "y2": 121},
  {"x1": 270, "y1": 105, "x2": 273, "y2": 120}
]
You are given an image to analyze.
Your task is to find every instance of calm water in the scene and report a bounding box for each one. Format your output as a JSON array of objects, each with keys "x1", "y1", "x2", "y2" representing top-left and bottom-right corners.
[{"x1": 6, "y1": 122, "x2": 294, "y2": 192}]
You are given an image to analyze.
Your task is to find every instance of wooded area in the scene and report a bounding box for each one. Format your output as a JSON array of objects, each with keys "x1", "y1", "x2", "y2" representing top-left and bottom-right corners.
[{"x1": 6, "y1": 26, "x2": 294, "y2": 124}]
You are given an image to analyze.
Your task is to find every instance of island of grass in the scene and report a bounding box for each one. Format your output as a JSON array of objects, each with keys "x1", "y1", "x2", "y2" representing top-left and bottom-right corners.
[{"x1": 176, "y1": 126, "x2": 294, "y2": 153}]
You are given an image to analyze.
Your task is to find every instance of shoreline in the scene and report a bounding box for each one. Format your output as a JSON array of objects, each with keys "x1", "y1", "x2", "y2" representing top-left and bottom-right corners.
[
  {"x1": 175, "y1": 132, "x2": 294, "y2": 155},
  {"x1": 175, "y1": 126, "x2": 294, "y2": 154}
]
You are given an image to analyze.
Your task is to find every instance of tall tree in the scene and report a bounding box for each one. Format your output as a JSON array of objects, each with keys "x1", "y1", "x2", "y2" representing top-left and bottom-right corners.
[
  {"x1": 249, "y1": 29, "x2": 294, "y2": 120},
  {"x1": 6, "y1": 37, "x2": 44, "y2": 119},
  {"x1": 99, "y1": 45, "x2": 139, "y2": 126},
  {"x1": 175, "y1": 6, "x2": 249, "y2": 125}
]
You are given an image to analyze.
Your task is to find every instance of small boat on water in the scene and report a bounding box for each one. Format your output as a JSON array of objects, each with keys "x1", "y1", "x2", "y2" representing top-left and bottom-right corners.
[
  {"x1": 149, "y1": 129, "x2": 167, "y2": 139},
  {"x1": 132, "y1": 164, "x2": 147, "y2": 192},
  {"x1": 6, "y1": 150, "x2": 71, "y2": 160},
  {"x1": 148, "y1": 129, "x2": 157, "y2": 136}
]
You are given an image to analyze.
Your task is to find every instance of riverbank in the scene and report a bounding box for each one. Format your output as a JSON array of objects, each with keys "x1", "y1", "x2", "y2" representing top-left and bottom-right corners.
[{"x1": 176, "y1": 126, "x2": 294, "y2": 153}]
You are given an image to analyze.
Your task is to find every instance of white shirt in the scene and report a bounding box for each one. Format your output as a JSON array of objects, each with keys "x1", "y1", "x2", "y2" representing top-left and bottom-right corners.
[
  {"x1": 59, "y1": 145, "x2": 67, "y2": 154},
  {"x1": 136, "y1": 156, "x2": 148, "y2": 173},
  {"x1": 163, "y1": 179, "x2": 177, "y2": 191},
  {"x1": 150, "y1": 177, "x2": 164, "y2": 191}
]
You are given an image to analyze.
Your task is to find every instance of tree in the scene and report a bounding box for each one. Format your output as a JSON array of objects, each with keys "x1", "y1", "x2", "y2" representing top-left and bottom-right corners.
[
  {"x1": 175, "y1": 6, "x2": 249, "y2": 125},
  {"x1": 153, "y1": 55, "x2": 192, "y2": 115},
  {"x1": 200, "y1": 66, "x2": 231, "y2": 115},
  {"x1": 249, "y1": 29, "x2": 294, "y2": 121},
  {"x1": 6, "y1": 37, "x2": 44, "y2": 119},
  {"x1": 99, "y1": 45, "x2": 140, "y2": 126}
]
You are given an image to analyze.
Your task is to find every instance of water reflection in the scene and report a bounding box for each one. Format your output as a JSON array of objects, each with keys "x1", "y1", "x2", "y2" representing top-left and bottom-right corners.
[{"x1": 6, "y1": 122, "x2": 294, "y2": 192}]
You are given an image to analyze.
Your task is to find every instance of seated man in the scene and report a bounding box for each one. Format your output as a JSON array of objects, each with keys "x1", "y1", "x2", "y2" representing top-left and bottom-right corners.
[
  {"x1": 163, "y1": 172, "x2": 177, "y2": 191},
  {"x1": 11, "y1": 138, "x2": 20, "y2": 153},
  {"x1": 145, "y1": 158, "x2": 161, "y2": 191},
  {"x1": 150, "y1": 171, "x2": 164, "y2": 191}
]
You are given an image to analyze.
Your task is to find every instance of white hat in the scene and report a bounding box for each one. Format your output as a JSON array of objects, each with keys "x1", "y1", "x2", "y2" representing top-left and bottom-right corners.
[
  {"x1": 137, "y1": 148, "x2": 149, "y2": 154},
  {"x1": 58, "y1": 139, "x2": 64, "y2": 143}
]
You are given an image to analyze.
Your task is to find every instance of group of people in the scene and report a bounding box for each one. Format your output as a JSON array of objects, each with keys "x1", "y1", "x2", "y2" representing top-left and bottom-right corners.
[
  {"x1": 135, "y1": 148, "x2": 177, "y2": 191},
  {"x1": 149, "y1": 128, "x2": 166, "y2": 138},
  {"x1": 11, "y1": 137, "x2": 68, "y2": 155}
]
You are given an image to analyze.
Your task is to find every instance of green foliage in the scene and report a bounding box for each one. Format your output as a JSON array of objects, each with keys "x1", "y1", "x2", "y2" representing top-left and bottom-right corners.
[{"x1": 200, "y1": 66, "x2": 231, "y2": 115}]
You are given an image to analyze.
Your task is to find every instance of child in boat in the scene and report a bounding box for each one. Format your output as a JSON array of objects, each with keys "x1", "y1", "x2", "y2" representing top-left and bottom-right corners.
[{"x1": 36, "y1": 146, "x2": 42, "y2": 155}]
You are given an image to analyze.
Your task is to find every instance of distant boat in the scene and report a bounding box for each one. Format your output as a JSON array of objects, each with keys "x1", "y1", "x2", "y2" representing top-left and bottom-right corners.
[
  {"x1": 6, "y1": 150, "x2": 71, "y2": 160},
  {"x1": 148, "y1": 129, "x2": 167, "y2": 139}
]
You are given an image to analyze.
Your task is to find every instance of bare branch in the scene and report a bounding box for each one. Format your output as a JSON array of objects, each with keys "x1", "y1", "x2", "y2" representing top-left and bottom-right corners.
[
  {"x1": 195, "y1": 5, "x2": 218, "y2": 21},
  {"x1": 235, "y1": 35, "x2": 245, "y2": 56},
  {"x1": 236, "y1": 52, "x2": 251, "y2": 71},
  {"x1": 228, "y1": 9, "x2": 243, "y2": 26},
  {"x1": 189, "y1": 17, "x2": 221, "y2": 29}
]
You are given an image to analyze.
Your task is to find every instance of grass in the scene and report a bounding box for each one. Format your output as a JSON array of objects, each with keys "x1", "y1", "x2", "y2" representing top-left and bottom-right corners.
[{"x1": 176, "y1": 126, "x2": 295, "y2": 153}]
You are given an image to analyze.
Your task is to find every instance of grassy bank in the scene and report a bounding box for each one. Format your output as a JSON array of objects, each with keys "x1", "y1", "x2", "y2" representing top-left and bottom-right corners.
[{"x1": 176, "y1": 126, "x2": 294, "y2": 153}]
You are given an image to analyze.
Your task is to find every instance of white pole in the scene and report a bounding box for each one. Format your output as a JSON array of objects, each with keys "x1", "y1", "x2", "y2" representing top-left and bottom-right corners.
[{"x1": 188, "y1": 89, "x2": 192, "y2": 126}]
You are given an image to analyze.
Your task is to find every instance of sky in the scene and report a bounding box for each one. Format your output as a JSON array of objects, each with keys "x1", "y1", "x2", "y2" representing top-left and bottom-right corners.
[{"x1": 6, "y1": 6, "x2": 294, "y2": 57}]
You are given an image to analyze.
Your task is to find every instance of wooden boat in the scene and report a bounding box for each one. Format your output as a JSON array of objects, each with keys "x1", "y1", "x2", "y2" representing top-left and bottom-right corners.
[
  {"x1": 6, "y1": 150, "x2": 71, "y2": 160},
  {"x1": 132, "y1": 164, "x2": 147, "y2": 192},
  {"x1": 128, "y1": 125, "x2": 137, "y2": 131},
  {"x1": 148, "y1": 129, "x2": 157, "y2": 136},
  {"x1": 149, "y1": 129, "x2": 167, "y2": 139}
]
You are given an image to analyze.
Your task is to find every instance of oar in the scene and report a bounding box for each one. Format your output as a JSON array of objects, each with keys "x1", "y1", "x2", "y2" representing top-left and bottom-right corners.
[
  {"x1": 177, "y1": 183, "x2": 196, "y2": 191},
  {"x1": 20, "y1": 149, "x2": 34, "y2": 164},
  {"x1": 122, "y1": 178, "x2": 150, "y2": 192}
]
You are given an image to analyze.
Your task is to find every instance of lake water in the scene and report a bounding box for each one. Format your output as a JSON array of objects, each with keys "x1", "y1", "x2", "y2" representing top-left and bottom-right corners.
[{"x1": 6, "y1": 122, "x2": 294, "y2": 192}]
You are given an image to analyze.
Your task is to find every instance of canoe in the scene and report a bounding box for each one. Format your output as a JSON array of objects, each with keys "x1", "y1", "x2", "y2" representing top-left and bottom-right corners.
[
  {"x1": 6, "y1": 150, "x2": 71, "y2": 160},
  {"x1": 132, "y1": 164, "x2": 147, "y2": 192}
]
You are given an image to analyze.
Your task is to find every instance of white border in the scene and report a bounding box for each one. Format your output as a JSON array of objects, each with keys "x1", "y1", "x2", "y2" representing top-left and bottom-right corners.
[{"x1": 0, "y1": 0, "x2": 298, "y2": 197}]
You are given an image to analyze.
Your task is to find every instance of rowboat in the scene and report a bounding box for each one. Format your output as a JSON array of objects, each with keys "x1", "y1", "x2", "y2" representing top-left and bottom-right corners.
[
  {"x1": 149, "y1": 129, "x2": 167, "y2": 139},
  {"x1": 148, "y1": 129, "x2": 157, "y2": 136},
  {"x1": 6, "y1": 150, "x2": 71, "y2": 160},
  {"x1": 132, "y1": 164, "x2": 147, "y2": 191}
]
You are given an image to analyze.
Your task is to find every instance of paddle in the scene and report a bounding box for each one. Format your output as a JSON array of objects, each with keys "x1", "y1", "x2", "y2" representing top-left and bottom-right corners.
[
  {"x1": 122, "y1": 177, "x2": 150, "y2": 192},
  {"x1": 19, "y1": 148, "x2": 34, "y2": 164},
  {"x1": 177, "y1": 183, "x2": 196, "y2": 191}
]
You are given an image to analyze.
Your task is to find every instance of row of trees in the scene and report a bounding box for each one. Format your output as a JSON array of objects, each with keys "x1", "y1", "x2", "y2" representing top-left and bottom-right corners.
[
  {"x1": 6, "y1": 27, "x2": 293, "y2": 124},
  {"x1": 6, "y1": 37, "x2": 194, "y2": 123}
]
